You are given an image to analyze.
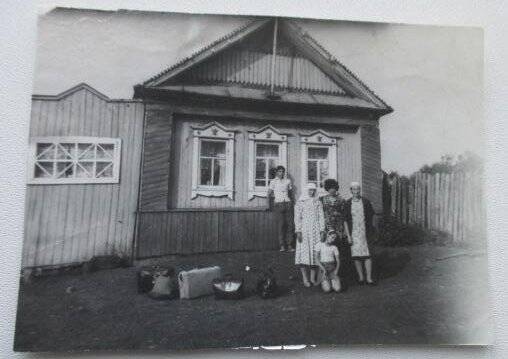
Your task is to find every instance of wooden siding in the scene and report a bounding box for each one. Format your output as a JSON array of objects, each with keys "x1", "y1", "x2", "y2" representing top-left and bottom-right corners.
[
  {"x1": 360, "y1": 124, "x2": 383, "y2": 213},
  {"x1": 23, "y1": 88, "x2": 144, "y2": 267},
  {"x1": 139, "y1": 107, "x2": 173, "y2": 210},
  {"x1": 137, "y1": 209, "x2": 279, "y2": 258},
  {"x1": 169, "y1": 116, "x2": 362, "y2": 209}
]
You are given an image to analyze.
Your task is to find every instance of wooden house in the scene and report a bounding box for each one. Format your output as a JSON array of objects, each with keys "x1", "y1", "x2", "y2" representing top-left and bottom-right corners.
[{"x1": 23, "y1": 18, "x2": 392, "y2": 268}]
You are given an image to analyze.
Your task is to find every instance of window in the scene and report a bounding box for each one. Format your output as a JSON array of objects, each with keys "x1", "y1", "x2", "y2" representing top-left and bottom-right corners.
[
  {"x1": 248, "y1": 125, "x2": 288, "y2": 199},
  {"x1": 255, "y1": 143, "x2": 279, "y2": 187},
  {"x1": 307, "y1": 146, "x2": 329, "y2": 187},
  {"x1": 28, "y1": 137, "x2": 121, "y2": 184},
  {"x1": 199, "y1": 140, "x2": 226, "y2": 186},
  {"x1": 191, "y1": 122, "x2": 235, "y2": 199},
  {"x1": 300, "y1": 130, "x2": 337, "y2": 190}
]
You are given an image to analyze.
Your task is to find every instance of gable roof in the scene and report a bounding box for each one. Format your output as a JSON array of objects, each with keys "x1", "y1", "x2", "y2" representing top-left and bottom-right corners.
[
  {"x1": 138, "y1": 18, "x2": 392, "y2": 115},
  {"x1": 32, "y1": 83, "x2": 140, "y2": 103},
  {"x1": 32, "y1": 83, "x2": 111, "y2": 101}
]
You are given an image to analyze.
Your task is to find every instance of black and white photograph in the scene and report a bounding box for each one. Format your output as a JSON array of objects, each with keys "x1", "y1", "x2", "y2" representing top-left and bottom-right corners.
[{"x1": 12, "y1": 4, "x2": 491, "y2": 352}]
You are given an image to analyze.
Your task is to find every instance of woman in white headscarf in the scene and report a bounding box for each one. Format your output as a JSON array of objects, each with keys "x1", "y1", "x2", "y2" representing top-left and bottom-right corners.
[{"x1": 294, "y1": 183, "x2": 325, "y2": 287}]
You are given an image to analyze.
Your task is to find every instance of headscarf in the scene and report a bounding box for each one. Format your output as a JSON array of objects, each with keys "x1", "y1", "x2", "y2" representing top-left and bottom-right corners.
[{"x1": 298, "y1": 182, "x2": 318, "y2": 201}]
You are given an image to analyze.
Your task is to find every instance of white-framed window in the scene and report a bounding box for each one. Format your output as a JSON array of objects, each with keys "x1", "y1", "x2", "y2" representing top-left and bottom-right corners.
[
  {"x1": 248, "y1": 125, "x2": 288, "y2": 200},
  {"x1": 28, "y1": 136, "x2": 121, "y2": 184},
  {"x1": 191, "y1": 122, "x2": 235, "y2": 199},
  {"x1": 300, "y1": 130, "x2": 338, "y2": 191}
]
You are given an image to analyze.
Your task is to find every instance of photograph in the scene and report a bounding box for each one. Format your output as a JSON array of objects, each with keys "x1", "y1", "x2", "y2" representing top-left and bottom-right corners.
[{"x1": 13, "y1": 6, "x2": 490, "y2": 352}]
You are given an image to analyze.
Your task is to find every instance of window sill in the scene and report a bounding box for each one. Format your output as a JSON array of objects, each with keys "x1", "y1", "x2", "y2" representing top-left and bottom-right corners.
[
  {"x1": 248, "y1": 190, "x2": 269, "y2": 200},
  {"x1": 191, "y1": 188, "x2": 234, "y2": 200}
]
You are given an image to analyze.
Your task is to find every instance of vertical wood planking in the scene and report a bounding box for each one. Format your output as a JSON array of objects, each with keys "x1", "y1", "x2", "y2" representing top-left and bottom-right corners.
[
  {"x1": 385, "y1": 171, "x2": 485, "y2": 244},
  {"x1": 23, "y1": 87, "x2": 144, "y2": 268}
]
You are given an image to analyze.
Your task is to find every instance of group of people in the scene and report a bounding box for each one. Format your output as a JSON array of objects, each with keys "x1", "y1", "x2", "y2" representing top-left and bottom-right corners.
[{"x1": 267, "y1": 166, "x2": 376, "y2": 293}]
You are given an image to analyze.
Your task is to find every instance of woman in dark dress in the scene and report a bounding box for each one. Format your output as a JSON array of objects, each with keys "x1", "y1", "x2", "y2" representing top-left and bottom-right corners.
[
  {"x1": 344, "y1": 182, "x2": 376, "y2": 285},
  {"x1": 320, "y1": 179, "x2": 353, "y2": 288}
]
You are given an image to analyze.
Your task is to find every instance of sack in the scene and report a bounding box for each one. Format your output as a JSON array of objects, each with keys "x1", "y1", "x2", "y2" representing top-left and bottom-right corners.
[
  {"x1": 212, "y1": 275, "x2": 244, "y2": 300},
  {"x1": 256, "y1": 269, "x2": 278, "y2": 299},
  {"x1": 178, "y1": 266, "x2": 222, "y2": 299},
  {"x1": 148, "y1": 272, "x2": 178, "y2": 300},
  {"x1": 137, "y1": 266, "x2": 177, "y2": 299},
  {"x1": 137, "y1": 268, "x2": 155, "y2": 293}
]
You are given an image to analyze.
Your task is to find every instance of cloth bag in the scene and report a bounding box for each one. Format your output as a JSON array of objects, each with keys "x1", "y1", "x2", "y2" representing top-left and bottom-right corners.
[{"x1": 178, "y1": 266, "x2": 222, "y2": 299}]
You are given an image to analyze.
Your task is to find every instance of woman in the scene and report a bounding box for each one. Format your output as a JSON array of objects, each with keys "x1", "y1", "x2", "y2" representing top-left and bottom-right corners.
[
  {"x1": 294, "y1": 182, "x2": 325, "y2": 287},
  {"x1": 344, "y1": 182, "x2": 376, "y2": 285},
  {"x1": 320, "y1": 179, "x2": 346, "y2": 239},
  {"x1": 320, "y1": 179, "x2": 352, "y2": 287}
]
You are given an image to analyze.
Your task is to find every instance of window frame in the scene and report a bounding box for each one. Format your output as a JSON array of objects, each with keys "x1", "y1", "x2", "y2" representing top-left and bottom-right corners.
[
  {"x1": 300, "y1": 130, "x2": 338, "y2": 191},
  {"x1": 27, "y1": 136, "x2": 122, "y2": 185},
  {"x1": 248, "y1": 125, "x2": 288, "y2": 200},
  {"x1": 191, "y1": 122, "x2": 235, "y2": 200},
  {"x1": 306, "y1": 145, "x2": 330, "y2": 187}
]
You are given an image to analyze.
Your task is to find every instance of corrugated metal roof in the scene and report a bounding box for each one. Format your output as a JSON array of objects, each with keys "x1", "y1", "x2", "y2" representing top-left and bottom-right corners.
[
  {"x1": 140, "y1": 18, "x2": 392, "y2": 114},
  {"x1": 177, "y1": 49, "x2": 347, "y2": 95}
]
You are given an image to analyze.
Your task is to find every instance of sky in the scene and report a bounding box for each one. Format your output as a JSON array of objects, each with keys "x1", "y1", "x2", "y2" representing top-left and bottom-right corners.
[{"x1": 32, "y1": 8, "x2": 484, "y2": 175}]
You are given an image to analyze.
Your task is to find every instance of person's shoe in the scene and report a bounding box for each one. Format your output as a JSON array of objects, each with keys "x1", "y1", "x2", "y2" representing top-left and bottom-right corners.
[
  {"x1": 279, "y1": 246, "x2": 286, "y2": 252},
  {"x1": 357, "y1": 279, "x2": 365, "y2": 285},
  {"x1": 288, "y1": 246, "x2": 295, "y2": 252},
  {"x1": 303, "y1": 280, "x2": 311, "y2": 288},
  {"x1": 366, "y1": 280, "x2": 377, "y2": 286}
]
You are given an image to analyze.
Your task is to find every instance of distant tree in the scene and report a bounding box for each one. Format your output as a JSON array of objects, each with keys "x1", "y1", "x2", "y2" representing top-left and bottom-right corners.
[{"x1": 419, "y1": 151, "x2": 483, "y2": 174}]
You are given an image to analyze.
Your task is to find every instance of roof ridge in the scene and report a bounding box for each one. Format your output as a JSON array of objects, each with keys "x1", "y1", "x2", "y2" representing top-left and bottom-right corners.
[
  {"x1": 286, "y1": 20, "x2": 392, "y2": 110},
  {"x1": 143, "y1": 19, "x2": 263, "y2": 86}
]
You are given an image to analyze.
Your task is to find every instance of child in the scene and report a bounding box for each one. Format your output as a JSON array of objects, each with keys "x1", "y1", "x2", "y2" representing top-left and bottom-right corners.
[{"x1": 317, "y1": 230, "x2": 342, "y2": 293}]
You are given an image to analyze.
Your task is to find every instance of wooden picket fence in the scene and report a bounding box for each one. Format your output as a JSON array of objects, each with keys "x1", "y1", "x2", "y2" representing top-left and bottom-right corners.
[{"x1": 385, "y1": 171, "x2": 485, "y2": 242}]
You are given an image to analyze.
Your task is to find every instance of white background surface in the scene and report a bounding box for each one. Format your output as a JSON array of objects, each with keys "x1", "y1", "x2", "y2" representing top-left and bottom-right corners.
[{"x1": 1, "y1": 0, "x2": 507, "y2": 358}]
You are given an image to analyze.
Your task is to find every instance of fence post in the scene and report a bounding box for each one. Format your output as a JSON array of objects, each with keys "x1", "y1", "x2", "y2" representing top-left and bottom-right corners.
[{"x1": 391, "y1": 177, "x2": 397, "y2": 217}]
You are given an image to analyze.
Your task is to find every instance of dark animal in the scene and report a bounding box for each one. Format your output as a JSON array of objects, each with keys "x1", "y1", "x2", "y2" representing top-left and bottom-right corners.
[{"x1": 256, "y1": 268, "x2": 278, "y2": 299}]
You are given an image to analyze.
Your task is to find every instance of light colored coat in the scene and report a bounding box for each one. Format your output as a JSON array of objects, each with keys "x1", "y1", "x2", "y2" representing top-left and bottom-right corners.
[{"x1": 294, "y1": 197, "x2": 325, "y2": 266}]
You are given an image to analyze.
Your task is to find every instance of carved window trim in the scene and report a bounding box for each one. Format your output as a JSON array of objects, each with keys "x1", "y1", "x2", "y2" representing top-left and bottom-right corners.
[
  {"x1": 300, "y1": 130, "x2": 338, "y2": 192},
  {"x1": 191, "y1": 122, "x2": 235, "y2": 200},
  {"x1": 247, "y1": 125, "x2": 288, "y2": 200}
]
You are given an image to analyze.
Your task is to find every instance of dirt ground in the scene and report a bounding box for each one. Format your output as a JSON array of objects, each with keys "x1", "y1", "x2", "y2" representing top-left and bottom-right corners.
[{"x1": 14, "y1": 244, "x2": 491, "y2": 352}]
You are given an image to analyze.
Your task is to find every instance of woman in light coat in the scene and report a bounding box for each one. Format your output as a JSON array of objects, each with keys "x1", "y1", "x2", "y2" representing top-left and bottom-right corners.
[{"x1": 294, "y1": 182, "x2": 325, "y2": 287}]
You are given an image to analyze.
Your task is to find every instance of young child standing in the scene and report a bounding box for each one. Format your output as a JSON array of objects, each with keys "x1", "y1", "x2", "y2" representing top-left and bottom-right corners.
[{"x1": 316, "y1": 230, "x2": 342, "y2": 293}]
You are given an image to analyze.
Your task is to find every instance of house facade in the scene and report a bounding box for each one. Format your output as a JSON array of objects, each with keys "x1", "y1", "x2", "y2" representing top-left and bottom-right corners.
[{"x1": 23, "y1": 18, "x2": 392, "y2": 268}]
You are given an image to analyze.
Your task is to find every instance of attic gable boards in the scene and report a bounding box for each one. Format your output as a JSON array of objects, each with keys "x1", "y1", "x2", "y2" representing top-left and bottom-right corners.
[
  {"x1": 165, "y1": 21, "x2": 347, "y2": 95},
  {"x1": 142, "y1": 18, "x2": 392, "y2": 113}
]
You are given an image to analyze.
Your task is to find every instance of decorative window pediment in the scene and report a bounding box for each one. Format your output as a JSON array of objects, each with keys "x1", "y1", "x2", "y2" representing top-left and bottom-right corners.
[
  {"x1": 192, "y1": 121, "x2": 236, "y2": 140},
  {"x1": 300, "y1": 130, "x2": 337, "y2": 145},
  {"x1": 191, "y1": 122, "x2": 235, "y2": 199},
  {"x1": 300, "y1": 130, "x2": 339, "y2": 192},
  {"x1": 248, "y1": 125, "x2": 288, "y2": 200}
]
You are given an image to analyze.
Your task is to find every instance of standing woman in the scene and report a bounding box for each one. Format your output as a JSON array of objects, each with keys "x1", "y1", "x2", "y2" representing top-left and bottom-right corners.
[
  {"x1": 320, "y1": 179, "x2": 352, "y2": 287},
  {"x1": 344, "y1": 182, "x2": 376, "y2": 285},
  {"x1": 294, "y1": 183, "x2": 325, "y2": 287}
]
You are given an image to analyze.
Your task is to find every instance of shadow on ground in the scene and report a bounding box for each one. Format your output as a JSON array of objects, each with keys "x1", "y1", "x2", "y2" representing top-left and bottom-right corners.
[{"x1": 14, "y1": 244, "x2": 491, "y2": 352}]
